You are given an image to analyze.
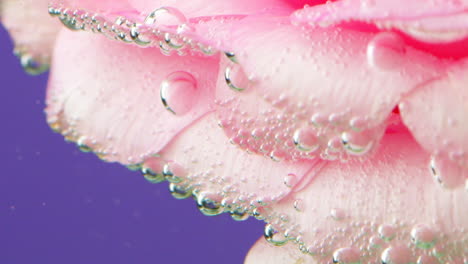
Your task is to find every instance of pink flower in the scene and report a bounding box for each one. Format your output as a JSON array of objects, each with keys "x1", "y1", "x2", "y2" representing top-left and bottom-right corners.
[{"x1": 2, "y1": 0, "x2": 467, "y2": 262}]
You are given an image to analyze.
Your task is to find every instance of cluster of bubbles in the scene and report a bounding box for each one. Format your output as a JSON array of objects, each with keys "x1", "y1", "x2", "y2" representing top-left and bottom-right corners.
[
  {"x1": 139, "y1": 159, "x2": 254, "y2": 221},
  {"x1": 217, "y1": 60, "x2": 385, "y2": 164},
  {"x1": 262, "y1": 219, "x2": 467, "y2": 264},
  {"x1": 48, "y1": 5, "x2": 218, "y2": 57}
]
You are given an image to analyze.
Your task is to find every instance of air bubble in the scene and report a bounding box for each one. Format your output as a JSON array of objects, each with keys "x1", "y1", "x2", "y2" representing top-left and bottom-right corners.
[
  {"x1": 381, "y1": 245, "x2": 413, "y2": 264},
  {"x1": 144, "y1": 7, "x2": 187, "y2": 26},
  {"x1": 195, "y1": 192, "x2": 224, "y2": 216},
  {"x1": 293, "y1": 127, "x2": 319, "y2": 152},
  {"x1": 293, "y1": 199, "x2": 304, "y2": 212},
  {"x1": 76, "y1": 137, "x2": 92, "y2": 153},
  {"x1": 160, "y1": 71, "x2": 198, "y2": 115},
  {"x1": 430, "y1": 155, "x2": 466, "y2": 189},
  {"x1": 341, "y1": 129, "x2": 376, "y2": 156},
  {"x1": 162, "y1": 162, "x2": 186, "y2": 183},
  {"x1": 367, "y1": 32, "x2": 406, "y2": 71},
  {"x1": 368, "y1": 235, "x2": 384, "y2": 249},
  {"x1": 264, "y1": 224, "x2": 288, "y2": 246},
  {"x1": 410, "y1": 224, "x2": 437, "y2": 249},
  {"x1": 169, "y1": 183, "x2": 192, "y2": 199},
  {"x1": 378, "y1": 224, "x2": 396, "y2": 242},
  {"x1": 224, "y1": 64, "x2": 250, "y2": 92},
  {"x1": 417, "y1": 255, "x2": 438, "y2": 264},
  {"x1": 330, "y1": 208, "x2": 346, "y2": 221},
  {"x1": 230, "y1": 209, "x2": 249, "y2": 221},
  {"x1": 14, "y1": 51, "x2": 49, "y2": 75},
  {"x1": 332, "y1": 247, "x2": 361, "y2": 264},
  {"x1": 141, "y1": 166, "x2": 165, "y2": 184},
  {"x1": 284, "y1": 173, "x2": 297, "y2": 188}
]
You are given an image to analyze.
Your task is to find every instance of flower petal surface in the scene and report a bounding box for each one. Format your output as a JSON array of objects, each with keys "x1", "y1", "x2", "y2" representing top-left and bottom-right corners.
[
  {"x1": 400, "y1": 58, "x2": 468, "y2": 189},
  {"x1": 141, "y1": 113, "x2": 317, "y2": 217},
  {"x1": 215, "y1": 16, "x2": 444, "y2": 162},
  {"x1": 245, "y1": 132, "x2": 468, "y2": 263},
  {"x1": 128, "y1": 0, "x2": 294, "y2": 17},
  {"x1": 292, "y1": 0, "x2": 468, "y2": 45},
  {"x1": 46, "y1": 29, "x2": 219, "y2": 165}
]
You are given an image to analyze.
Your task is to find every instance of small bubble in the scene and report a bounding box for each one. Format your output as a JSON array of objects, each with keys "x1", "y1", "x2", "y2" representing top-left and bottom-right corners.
[
  {"x1": 341, "y1": 129, "x2": 377, "y2": 156},
  {"x1": 144, "y1": 7, "x2": 187, "y2": 26},
  {"x1": 368, "y1": 235, "x2": 385, "y2": 249},
  {"x1": 310, "y1": 113, "x2": 327, "y2": 127},
  {"x1": 330, "y1": 208, "x2": 346, "y2": 221},
  {"x1": 141, "y1": 166, "x2": 165, "y2": 184},
  {"x1": 230, "y1": 209, "x2": 249, "y2": 221},
  {"x1": 224, "y1": 64, "x2": 250, "y2": 92},
  {"x1": 169, "y1": 183, "x2": 192, "y2": 199},
  {"x1": 195, "y1": 192, "x2": 224, "y2": 216},
  {"x1": 378, "y1": 224, "x2": 396, "y2": 242},
  {"x1": 264, "y1": 224, "x2": 288, "y2": 246},
  {"x1": 160, "y1": 71, "x2": 198, "y2": 115},
  {"x1": 417, "y1": 255, "x2": 438, "y2": 264},
  {"x1": 430, "y1": 155, "x2": 466, "y2": 189},
  {"x1": 270, "y1": 149, "x2": 287, "y2": 162},
  {"x1": 284, "y1": 173, "x2": 297, "y2": 188},
  {"x1": 293, "y1": 127, "x2": 319, "y2": 152},
  {"x1": 162, "y1": 162, "x2": 186, "y2": 183},
  {"x1": 332, "y1": 247, "x2": 361, "y2": 264},
  {"x1": 410, "y1": 224, "x2": 437, "y2": 249},
  {"x1": 367, "y1": 32, "x2": 406, "y2": 71},
  {"x1": 293, "y1": 199, "x2": 304, "y2": 212},
  {"x1": 15, "y1": 52, "x2": 49, "y2": 75},
  {"x1": 381, "y1": 245, "x2": 413, "y2": 264}
]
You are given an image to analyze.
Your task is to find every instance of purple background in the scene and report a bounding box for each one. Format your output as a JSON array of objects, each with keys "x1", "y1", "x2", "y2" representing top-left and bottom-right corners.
[{"x1": 0, "y1": 25, "x2": 263, "y2": 264}]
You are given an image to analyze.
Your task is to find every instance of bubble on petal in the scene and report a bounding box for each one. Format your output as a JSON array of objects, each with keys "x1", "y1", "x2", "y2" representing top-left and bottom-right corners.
[
  {"x1": 410, "y1": 224, "x2": 437, "y2": 249},
  {"x1": 224, "y1": 64, "x2": 251, "y2": 92},
  {"x1": 332, "y1": 247, "x2": 361, "y2": 264},
  {"x1": 195, "y1": 192, "x2": 224, "y2": 216},
  {"x1": 381, "y1": 245, "x2": 413, "y2": 264},
  {"x1": 367, "y1": 32, "x2": 406, "y2": 71},
  {"x1": 293, "y1": 127, "x2": 319, "y2": 152},
  {"x1": 169, "y1": 183, "x2": 192, "y2": 199},
  {"x1": 430, "y1": 155, "x2": 467, "y2": 189},
  {"x1": 378, "y1": 224, "x2": 396, "y2": 242},
  {"x1": 160, "y1": 71, "x2": 198, "y2": 115},
  {"x1": 264, "y1": 224, "x2": 288, "y2": 246}
]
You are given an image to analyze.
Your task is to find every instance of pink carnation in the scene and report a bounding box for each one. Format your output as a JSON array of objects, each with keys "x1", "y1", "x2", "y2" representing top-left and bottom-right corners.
[{"x1": 2, "y1": 0, "x2": 467, "y2": 262}]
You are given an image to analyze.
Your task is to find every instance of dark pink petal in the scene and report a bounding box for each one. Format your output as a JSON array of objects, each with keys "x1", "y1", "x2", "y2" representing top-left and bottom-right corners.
[
  {"x1": 281, "y1": 0, "x2": 331, "y2": 9},
  {"x1": 246, "y1": 132, "x2": 468, "y2": 263},
  {"x1": 46, "y1": 29, "x2": 219, "y2": 165},
  {"x1": 215, "y1": 16, "x2": 444, "y2": 162},
  {"x1": 400, "y1": 58, "x2": 468, "y2": 189},
  {"x1": 292, "y1": 0, "x2": 468, "y2": 44},
  {"x1": 141, "y1": 113, "x2": 316, "y2": 217},
  {"x1": 1, "y1": 0, "x2": 61, "y2": 74}
]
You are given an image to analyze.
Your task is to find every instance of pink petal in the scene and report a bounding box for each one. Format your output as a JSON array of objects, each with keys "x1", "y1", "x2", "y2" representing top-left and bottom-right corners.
[
  {"x1": 292, "y1": 0, "x2": 468, "y2": 45},
  {"x1": 400, "y1": 58, "x2": 468, "y2": 189},
  {"x1": 47, "y1": 1, "x2": 274, "y2": 57},
  {"x1": 128, "y1": 0, "x2": 294, "y2": 17},
  {"x1": 215, "y1": 16, "x2": 444, "y2": 162},
  {"x1": 245, "y1": 132, "x2": 468, "y2": 263},
  {"x1": 1, "y1": 0, "x2": 61, "y2": 74},
  {"x1": 46, "y1": 29, "x2": 219, "y2": 165},
  {"x1": 142, "y1": 113, "x2": 317, "y2": 217}
]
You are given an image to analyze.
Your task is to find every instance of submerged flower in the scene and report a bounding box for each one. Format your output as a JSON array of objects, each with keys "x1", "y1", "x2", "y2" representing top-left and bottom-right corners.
[{"x1": 2, "y1": 0, "x2": 467, "y2": 263}]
